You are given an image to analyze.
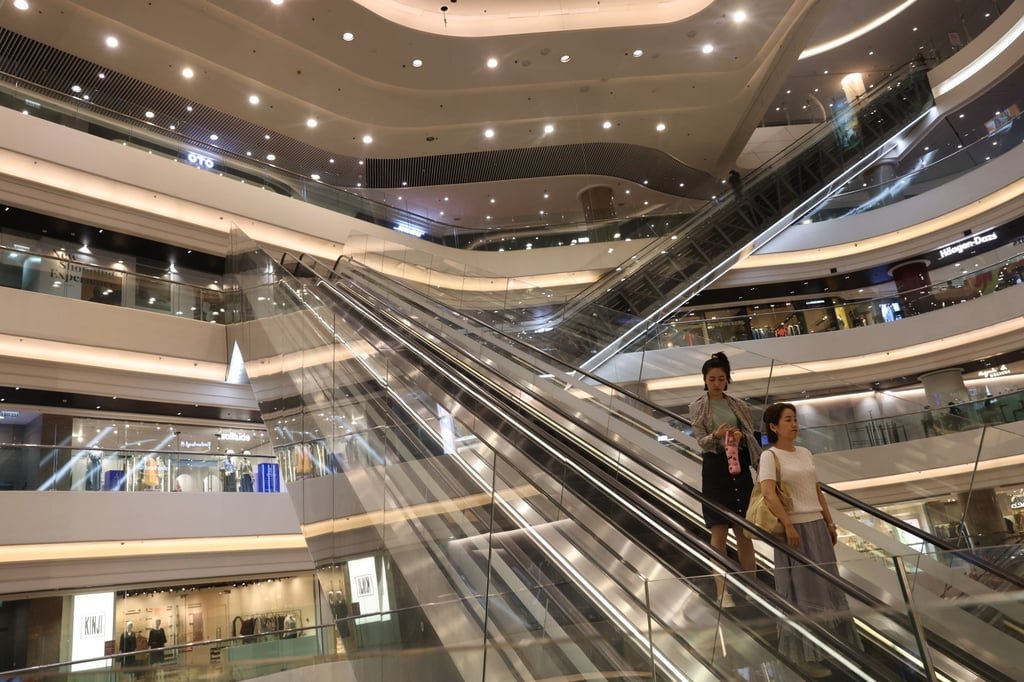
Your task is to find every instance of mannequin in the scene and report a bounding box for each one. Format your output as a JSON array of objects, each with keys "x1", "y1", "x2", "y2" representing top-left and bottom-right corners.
[
  {"x1": 119, "y1": 620, "x2": 137, "y2": 666},
  {"x1": 220, "y1": 455, "x2": 237, "y2": 492},
  {"x1": 142, "y1": 455, "x2": 162, "y2": 490},
  {"x1": 147, "y1": 618, "x2": 167, "y2": 664},
  {"x1": 283, "y1": 613, "x2": 298, "y2": 639},
  {"x1": 239, "y1": 454, "x2": 254, "y2": 492},
  {"x1": 85, "y1": 451, "x2": 103, "y2": 491}
]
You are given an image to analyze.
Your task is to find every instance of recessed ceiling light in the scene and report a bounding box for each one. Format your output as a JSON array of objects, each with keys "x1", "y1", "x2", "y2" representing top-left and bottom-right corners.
[
  {"x1": 358, "y1": 160, "x2": 364, "y2": 165},
  {"x1": 439, "y1": 211, "x2": 444, "y2": 216},
  {"x1": 105, "y1": 36, "x2": 120, "y2": 49},
  {"x1": 181, "y1": 67, "x2": 194, "y2": 79},
  {"x1": 362, "y1": 134, "x2": 373, "y2": 144},
  {"x1": 249, "y1": 94, "x2": 260, "y2": 105},
  {"x1": 306, "y1": 118, "x2": 318, "y2": 128},
  {"x1": 632, "y1": 49, "x2": 643, "y2": 58},
  {"x1": 625, "y1": 189, "x2": 631, "y2": 194},
  {"x1": 266, "y1": 154, "x2": 276, "y2": 161},
  {"x1": 13, "y1": 0, "x2": 29, "y2": 10},
  {"x1": 543, "y1": 193, "x2": 549, "y2": 199},
  {"x1": 97, "y1": 72, "x2": 106, "y2": 79},
  {"x1": 264, "y1": 134, "x2": 271, "y2": 140},
  {"x1": 733, "y1": 10, "x2": 747, "y2": 23},
  {"x1": 560, "y1": 54, "x2": 571, "y2": 63},
  {"x1": 486, "y1": 57, "x2": 499, "y2": 69},
  {"x1": 489, "y1": 198, "x2": 496, "y2": 204},
  {"x1": 823, "y1": 69, "x2": 829, "y2": 74},
  {"x1": 602, "y1": 121, "x2": 612, "y2": 129},
  {"x1": 186, "y1": 105, "x2": 194, "y2": 112},
  {"x1": 443, "y1": 196, "x2": 449, "y2": 201},
  {"x1": 543, "y1": 124, "x2": 554, "y2": 134},
  {"x1": 655, "y1": 122, "x2": 666, "y2": 131},
  {"x1": 71, "y1": 85, "x2": 82, "y2": 93},
  {"x1": 311, "y1": 174, "x2": 320, "y2": 181},
  {"x1": 701, "y1": 43, "x2": 714, "y2": 54},
  {"x1": 397, "y1": 196, "x2": 402, "y2": 200},
  {"x1": 144, "y1": 111, "x2": 155, "y2": 119},
  {"x1": 271, "y1": 0, "x2": 284, "y2": 5},
  {"x1": 209, "y1": 134, "x2": 218, "y2": 140},
  {"x1": 342, "y1": 32, "x2": 355, "y2": 42},
  {"x1": 329, "y1": 158, "x2": 335, "y2": 163},
  {"x1": 484, "y1": 128, "x2": 495, "y2": 138},
  {"x1": 168, "y1": 124, "x2": 174, "y2": 130},
  {"x1": 246, "y1": 151, "x2": 252, "y2": 156},
  {"x1": 412, "y1": 58, "x2": 423, "y2": 68}
]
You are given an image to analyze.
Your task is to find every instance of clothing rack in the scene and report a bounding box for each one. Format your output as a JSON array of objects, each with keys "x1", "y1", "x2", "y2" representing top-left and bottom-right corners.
[{"x1": 234, "y1": 607, "x2": 303, "y2": 640}]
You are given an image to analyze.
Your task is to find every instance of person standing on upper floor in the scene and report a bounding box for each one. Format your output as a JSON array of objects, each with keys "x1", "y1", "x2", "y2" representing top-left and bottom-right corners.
[
  {"x1": 689, "y1": 351, "x2": 761, "y2": 606},
  {"x1": 758, "y1": 402, "x2": 862, "y2": 678}
]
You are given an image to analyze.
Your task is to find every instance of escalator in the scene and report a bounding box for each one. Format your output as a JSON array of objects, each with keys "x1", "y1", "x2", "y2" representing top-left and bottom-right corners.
[
  {"x1": 512, "y1": 62, "x2": 937, "y2": 368},
  {"x1": 229, "y1": 237, "x2": 1024, "y2": 680}
]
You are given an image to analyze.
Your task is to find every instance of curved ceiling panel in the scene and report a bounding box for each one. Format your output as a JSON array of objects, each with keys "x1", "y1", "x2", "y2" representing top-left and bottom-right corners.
[{"x1": 349, "y1": 0, "x2": 716, "y2": 37}]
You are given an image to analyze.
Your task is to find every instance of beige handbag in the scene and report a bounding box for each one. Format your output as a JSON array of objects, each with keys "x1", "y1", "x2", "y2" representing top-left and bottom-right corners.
[{"x1": 745, "y1": 448, "x2": 792, "y2": 536}]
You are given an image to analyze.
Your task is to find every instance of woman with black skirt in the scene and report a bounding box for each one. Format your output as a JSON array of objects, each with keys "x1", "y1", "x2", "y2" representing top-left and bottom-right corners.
[{"x1": 689, "y1": 352, "x2": 761, "y2": 605}]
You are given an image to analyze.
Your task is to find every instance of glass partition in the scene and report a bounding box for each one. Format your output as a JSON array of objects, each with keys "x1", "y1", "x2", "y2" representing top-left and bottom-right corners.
[{"x1": 0, "y1": 243, "x2": 227, "y2": 322}]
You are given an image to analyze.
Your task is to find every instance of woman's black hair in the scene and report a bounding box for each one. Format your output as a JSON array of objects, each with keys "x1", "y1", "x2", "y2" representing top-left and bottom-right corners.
[
  {"x1": 762, "y1": 402, "x2": 796, "y2": 443},
  {"x1": 700, "y1": 351, "x2": 731, "y2": 391}
]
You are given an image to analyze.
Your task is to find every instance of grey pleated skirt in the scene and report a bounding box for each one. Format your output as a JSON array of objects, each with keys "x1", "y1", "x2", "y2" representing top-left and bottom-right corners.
[{"x1": 773, "y1": 519, "x2": 863, "y2": 663}]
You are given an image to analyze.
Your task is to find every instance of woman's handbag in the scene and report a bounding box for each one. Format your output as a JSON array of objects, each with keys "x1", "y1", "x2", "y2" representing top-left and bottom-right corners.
[{"x1": 745, "y1": 448, "x2": 792, "y2": 536}]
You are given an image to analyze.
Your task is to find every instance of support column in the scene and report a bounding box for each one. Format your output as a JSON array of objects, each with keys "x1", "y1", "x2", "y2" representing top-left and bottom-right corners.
[
  {"x1": 959, "y1": 489, "x2": 1009, "y2": 546},
  {"x1": 888, "y1": 259, "x2": 933, "y2": 316},
  {"x1": 578, "y1": 186, "x2": 616, "y2": 222},
  {"x1": 918, "y1": 367, "x2": 969, "y2": 408}
]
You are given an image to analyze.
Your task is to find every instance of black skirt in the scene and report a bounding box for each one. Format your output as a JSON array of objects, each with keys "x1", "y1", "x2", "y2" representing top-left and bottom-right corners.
[{"x1": 701, "y1": 441, "x2": 754, "y2": 528}]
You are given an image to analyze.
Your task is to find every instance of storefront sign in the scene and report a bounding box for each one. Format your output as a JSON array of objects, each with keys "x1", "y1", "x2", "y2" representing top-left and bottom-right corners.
[
  {"x1": 0, "y1": 410, "x2": 20, "y2": 419},
  {"x1": 939, "y1": 232, "x2": 998, "y2": 259},
  {"x1": 71, "y1": 592, "x2": 114, "y2": 671},
  {"x1": 978, "y1": 364, "x2": 1011, "y2": 379},
  {"x1": 186, "y1": 151, "x2": 216, "y2": 170},
  {"x1": 219, "y1": 431, "x2": 252, "y2": 443},
  {"x1": 181, "y1": 439, "x2": 213, "y2": 450}
]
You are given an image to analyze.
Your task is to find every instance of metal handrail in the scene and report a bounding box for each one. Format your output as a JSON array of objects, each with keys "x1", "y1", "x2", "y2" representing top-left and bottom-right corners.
[{"x1": 283, "y1": 249, "x2": 1024, "y2": 592}]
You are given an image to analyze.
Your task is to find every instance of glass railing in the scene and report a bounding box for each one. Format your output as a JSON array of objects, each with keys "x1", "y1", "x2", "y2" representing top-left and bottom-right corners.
[
  {"x1": 632, "y1": 248, "x2": 1024, "y2": 352},
  {"x1": 0, "y1": 72, "x2": 484, "y2": 247},
  {"x1": 0, "y1": 243, "x2": 228, "y2": 322},
  {"x1": 0, "y1": 444, "x2": 279, "y2": 492},
  {"x1": 798, "y1": 388, "x2": 1024, "y2": 454},
  {"x1": 25, "y1": 563, "x2": 1021, "y2": 682},
  {"x1": 801, "y1": 105, "x2": 1024, "y2": 223}
]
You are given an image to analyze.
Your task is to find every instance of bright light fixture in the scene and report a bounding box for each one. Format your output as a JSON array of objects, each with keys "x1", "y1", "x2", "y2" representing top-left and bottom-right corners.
[
  {"x1": 105, "y1": 36, "x2": 119, "y2": 49},
  {"x1": 248, "y1": 94, "x2": 260, "y2": 105},
  {"x1": 311, "y1": 174, "x2": 320, "y2": 181},
  {"x1": 632, "y1": 49, "x2": 643, "y2": 58},
  {"x1": 362, "y1": 134, "x2": 373, "y2": 144},
  {"x1": 306, "y1": 118, "x2": 318, "y2": 128},
  {"x1": 144, "y1": 111, "x2": 155, "y2": 119},
  {"x1": 209, "y1": 134, "x2": 218, "y2": 140},
  {"x1": 266, "y1": 154, "x2": 276, "y2": 161},
  {"x1": 412, "y1": 58, "x2": 423, "y2": 68},
  {"x1": 71, "y1": 85, "x2": 82, "y2": 93},
  {"x1": 13, "y1": 0, "x2": 29, "y2": 10},
  {"x1": 484, "y1": 128, "x2": 495, "y2": 138},
  {"x1": 701, "y1": 43, "x2": 714, "y2": 54},
  {"x1": 602, "y1": 121, "x2": 612, "y2": 129},
  {"x1": 733, "y1": 10, "x2": 747, "y2": 23},
  {"x1": 486, "y1": 57, "x2": 499, "y2": 68},
  {"x1": 181, "y1": 67, "x2": 194, "y2": 79},
  {"x1": 271, "y1": 0, "x2": 284, "y2": 5},
  {"x1": 560, "y1": 54, "x2": 571, "y2": 63},
  {"x1": 543, "y1": 124, "x2": 554, "y2": 134},
  {"x1": 655, "y1": 122, "x2": 666, "y2": 131},
  {"x1": 97, "y1": 72, "x2": 106, "y2": 79},
  {"x1": 342, "y1": 32, "x2": 355, "y2": 42}
]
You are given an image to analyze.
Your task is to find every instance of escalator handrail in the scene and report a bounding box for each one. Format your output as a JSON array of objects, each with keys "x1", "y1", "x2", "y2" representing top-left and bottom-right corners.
[
  {"x1": 560, "y1": 59, "x2": 933, "y2": 308},
  {"x1": 275, "y1": 261, "x2": 909, "y2": 680},
  {"x1": 285, "y1": 251, "x2": 1024, "y2": 593},
  {"x1": 285, "y1": 255, "x2": 1017, "y2": 681}
]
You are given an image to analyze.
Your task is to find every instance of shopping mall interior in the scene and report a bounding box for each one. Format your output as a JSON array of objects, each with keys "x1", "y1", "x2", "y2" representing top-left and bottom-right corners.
[{"x1": 1, "y1": 0, "x2": 1024, "y2": 679}]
